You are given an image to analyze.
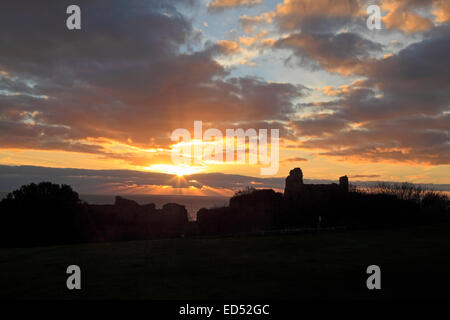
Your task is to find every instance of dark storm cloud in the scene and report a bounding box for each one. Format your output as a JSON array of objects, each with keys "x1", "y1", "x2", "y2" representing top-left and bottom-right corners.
[
  {"x1": 291, "y1": 114, "x2": 350, "y2": 137},
  {"x1": 0, "y1": 1, "x2": 194, "y2": 77},
  {"x1": 1, "y1": 0, "x2": 448, "y2": 168},
  {"x1": 0, "y1": 0, "x2": 304, "y2": 160}
]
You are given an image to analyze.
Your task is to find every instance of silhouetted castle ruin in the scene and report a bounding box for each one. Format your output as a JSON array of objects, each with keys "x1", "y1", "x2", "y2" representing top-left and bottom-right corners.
[
  {"x1": 196, "y1": 168, "x2": 350, "y2": 235},
  {"x1": 86, "y1": 168, "x2": 353, "y2": 239},
  {"x1": 2, "y1": 168, "x2": 448, "y2": 247},
  {"x1": 87, "y1": 196, "x2": 189, "y2": 241},
  {"x1": 284, "y1": 168, "x2": 349, "y2": 199}
]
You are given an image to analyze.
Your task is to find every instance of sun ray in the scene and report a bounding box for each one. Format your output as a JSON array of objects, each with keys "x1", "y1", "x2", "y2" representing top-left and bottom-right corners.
[{"x1": 144, "y1": 164, "x2": 203, "y2": 177}]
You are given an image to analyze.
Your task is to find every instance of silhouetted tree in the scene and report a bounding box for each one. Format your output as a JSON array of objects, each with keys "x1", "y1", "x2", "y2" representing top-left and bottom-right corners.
[
  {"x1": 375, "y1": 182, "x2": 426, "y2": 203},
  {"x1": 421, "y1": 191, "x2": 450, "y2": 222},
  {"x1": 0, "y1": 182, "x2": 86, "y2": 247}
]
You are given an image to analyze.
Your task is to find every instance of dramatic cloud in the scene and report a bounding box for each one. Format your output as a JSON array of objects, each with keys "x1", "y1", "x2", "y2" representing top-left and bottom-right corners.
[
  {"x1": 240, "y1": 0, "x2": 448, "y2": 34},
  {"x1": 0, "y1": 164, "x2": 286, "y2": 195},
  {"x1": 0, "y1": 0, "x2": 304, "y2": 167},
  {"x1": 380, "y1": 0, "x2": 450, "y2": 33},
  {"x1": 240, "y1": 0, "x2": 361, "y2": 34},
  {"x1": 273, "y1": 0, "x2": 361, "y2": 32},
  {"x1": 235, "y1": 1, "x2": 450, "y2": 166},
  {"x1": 293, "y1": 27, "x2": 450, "y2": 165},
  {"x1": 275, "y1": 32, "x2": 383, "y2": 74},
  {"x1": 0, "y1": 0, "x2": 448, "y2": 186}
]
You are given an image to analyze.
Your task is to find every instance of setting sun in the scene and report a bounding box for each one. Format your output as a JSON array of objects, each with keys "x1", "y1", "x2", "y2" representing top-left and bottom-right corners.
[{"x1": 144, "y1": 164, "x2": 203, "y2": 177}]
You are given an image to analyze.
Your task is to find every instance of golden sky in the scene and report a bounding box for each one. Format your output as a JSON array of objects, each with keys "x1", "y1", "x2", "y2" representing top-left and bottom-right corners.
[{"x1": 0, "y1": 0, "x2": 449, "y2": 194}]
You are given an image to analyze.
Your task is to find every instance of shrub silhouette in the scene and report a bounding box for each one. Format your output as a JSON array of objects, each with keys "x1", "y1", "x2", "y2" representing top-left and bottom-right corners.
[
  {"x1": 234, "y1": 186, "x2": 257, "y2": 197},
  {"x1": 0, "y1": 182, "x2": 86, "y2": 247},
  {"x1": 374, "y1": 182, "x2": 427, "y2": 203},
  {"x1": 421, "y1": 191, "x2": 450, "y2": 223}
]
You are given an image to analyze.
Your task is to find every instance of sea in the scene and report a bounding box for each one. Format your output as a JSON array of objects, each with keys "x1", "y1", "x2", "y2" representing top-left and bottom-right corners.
[{"x1": 0, "y1": 192, "x2": 229, "y2": 221}]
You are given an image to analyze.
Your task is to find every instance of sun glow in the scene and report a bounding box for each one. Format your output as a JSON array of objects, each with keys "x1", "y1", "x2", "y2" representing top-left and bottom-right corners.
[{"x1": 144, "y1": 164, "x2": 203, "y2": 176}]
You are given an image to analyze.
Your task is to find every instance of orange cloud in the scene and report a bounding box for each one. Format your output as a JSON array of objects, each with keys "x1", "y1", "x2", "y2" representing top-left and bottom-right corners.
[
  {"x1": 276, "y1": 0, "x2": 360, "y2": 29},
  {"x1": 208, "y1": 0, "x2": 262, "y2": 12},
  {"x1": 381, "y1": 0, "x2": 433, "y2": 33},
  {"x1": 240, "y1": 0, "x2": 359, "y2": 33},
  {"x1": 217, "y1": 40, "x2": 242, "y2": 54},
  {"x1": 319, "y1": 79, "x2": 365, "y2": 96},
  {"x1": 240, "y1": 12, "x2": 275, "y2": 33},
  {"x1": 240, "y1": 0, "x2": 444, "y2": 34},
  {"x1": 433, "y1": 0, "x2": 450, "y2": 23}
]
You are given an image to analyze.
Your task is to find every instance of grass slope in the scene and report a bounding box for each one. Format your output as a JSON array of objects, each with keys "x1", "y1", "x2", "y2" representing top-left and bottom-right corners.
[{"x1": 1, "y1": 223, "x2": 450, "y2": 299}]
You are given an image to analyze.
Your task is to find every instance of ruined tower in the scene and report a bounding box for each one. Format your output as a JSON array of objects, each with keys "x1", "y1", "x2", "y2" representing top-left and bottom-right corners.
[
  {"x1": 339, "y1": 175, "x2": 349, "y2": 192},
  {"x1": 284, "y1": 168, "x2": 350, "y2": 199},
  {"x1": 284, "y1": 168, "x2": 304, "y2": 199}
]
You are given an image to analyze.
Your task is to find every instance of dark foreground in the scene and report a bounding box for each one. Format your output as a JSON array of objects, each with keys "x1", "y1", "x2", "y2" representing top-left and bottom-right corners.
[{"x1": 1, "y1": 223, "x2": 450, "y2": 300}]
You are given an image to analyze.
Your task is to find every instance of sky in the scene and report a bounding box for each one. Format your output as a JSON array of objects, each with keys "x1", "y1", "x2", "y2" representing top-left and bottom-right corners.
[{"x1": 0, "y1": 0, "x2": 449, "y2": 195}]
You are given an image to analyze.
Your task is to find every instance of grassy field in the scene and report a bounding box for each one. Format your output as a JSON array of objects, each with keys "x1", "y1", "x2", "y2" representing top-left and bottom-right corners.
[{"x1": 1, "y1": 223, "x2": 450, "y2": 299}]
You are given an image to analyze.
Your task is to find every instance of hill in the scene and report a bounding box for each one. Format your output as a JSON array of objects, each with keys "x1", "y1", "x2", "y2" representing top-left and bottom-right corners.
[{"x1": 1, "y1": 223, "x2": 450, "y2": 299}]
